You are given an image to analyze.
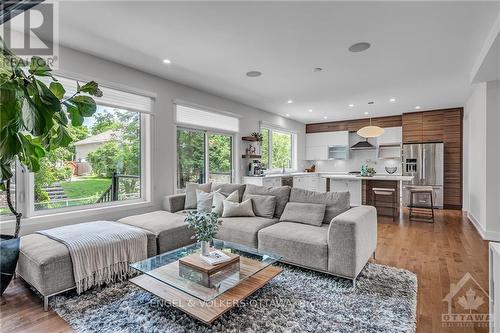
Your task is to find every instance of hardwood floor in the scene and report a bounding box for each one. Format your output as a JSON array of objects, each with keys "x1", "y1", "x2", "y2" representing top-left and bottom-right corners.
[{"x1": 0, "y1": 209, "x2": 490, "y2": 333}]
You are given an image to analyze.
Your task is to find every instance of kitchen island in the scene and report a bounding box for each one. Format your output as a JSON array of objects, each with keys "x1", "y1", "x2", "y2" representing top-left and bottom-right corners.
[{"x1": 322, "y1": 174, "x2": 413, "y2": 217}]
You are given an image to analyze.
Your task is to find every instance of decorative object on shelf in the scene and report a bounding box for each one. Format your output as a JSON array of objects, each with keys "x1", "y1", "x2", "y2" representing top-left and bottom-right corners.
[
  {"x1": 245, "y1": 145, "x2": 257, "y2": 155},
  {"x1": 250, "y1": 132, "x2": 263, "y2": 144},
  {"x1": 184, "y1": 211, "x2": 222, "y2": 256},
  {"x1": 361, "y1": 164, "x2": 376, "y2": 177},
  {"x1": 385, "y1": 166, "x2": 398, "y2": 174},
  {"x1": 0, "y1": 39, "x2": 102, "y2": 295}
]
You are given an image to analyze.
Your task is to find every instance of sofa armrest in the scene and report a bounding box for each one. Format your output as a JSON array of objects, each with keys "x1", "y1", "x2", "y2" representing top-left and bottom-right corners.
[
  {"x1": 162, "y1": 194, "x2": 186, "y2": 213},
  {"x1": 327, "y1": 205, "x2": 377, "y2": 279}
]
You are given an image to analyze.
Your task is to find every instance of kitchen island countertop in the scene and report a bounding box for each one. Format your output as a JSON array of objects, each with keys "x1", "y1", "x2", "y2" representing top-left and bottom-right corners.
[{"x1": 321, "y1": 174, "x2": 414, "y2": 181}]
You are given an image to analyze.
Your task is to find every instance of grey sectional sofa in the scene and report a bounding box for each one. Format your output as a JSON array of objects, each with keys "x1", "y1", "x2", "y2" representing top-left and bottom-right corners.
[{"x1": 17, "y1": 182, "x2": 376, "y2": 309}]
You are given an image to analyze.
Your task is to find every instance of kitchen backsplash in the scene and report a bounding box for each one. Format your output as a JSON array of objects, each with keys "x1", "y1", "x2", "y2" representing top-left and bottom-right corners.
[{"x1": 310, "y1": 149, "x2": 401, "y2": 175}]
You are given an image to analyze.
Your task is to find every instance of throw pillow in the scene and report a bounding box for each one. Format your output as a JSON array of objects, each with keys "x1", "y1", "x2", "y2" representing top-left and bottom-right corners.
[
  {"x1": 185, "y1": 182, "x2": 212, "y2": 209},
  {"x1": 279, "y1": 202, "x2": 326, "y2": 226},
  {"x1": 196, "y1": 189, "x2": 215, "y2": 213},
  {"x1": 212, "y1": 190, "x2": 239, "y2": 216},
  {"x1": 243, "y1": 194, "x2": 276, "y2": 219},
  {"x1": 289, "y1": 187, "x2": 350, "y2": 223},
  {"x1": 242, "y1": 184, "x2": 291, "y2": 218},
  {"x1": 222, "y1": 199, "x2": 255, "y2": 218}
]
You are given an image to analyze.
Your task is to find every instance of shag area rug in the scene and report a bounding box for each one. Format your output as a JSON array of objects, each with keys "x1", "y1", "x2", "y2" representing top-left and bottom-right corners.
[{"x1": 50, "y1": 263, "x2": 417, "y2": 333}]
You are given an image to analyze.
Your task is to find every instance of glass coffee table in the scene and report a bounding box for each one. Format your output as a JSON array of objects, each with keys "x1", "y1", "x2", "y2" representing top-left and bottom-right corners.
[{"x1": 130, "y1": 240, "x2": 282, "y2": 324}]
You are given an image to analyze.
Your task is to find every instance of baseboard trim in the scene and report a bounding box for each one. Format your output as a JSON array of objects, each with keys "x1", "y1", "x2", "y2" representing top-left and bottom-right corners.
[{"x1": 467, "y1": 212, "x2": 500, "y2": 242}]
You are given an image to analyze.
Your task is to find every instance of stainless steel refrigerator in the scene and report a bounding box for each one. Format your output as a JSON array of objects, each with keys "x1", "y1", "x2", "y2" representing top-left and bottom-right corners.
[{"x1": 402, "y1": 143, "x2": 444, "y2": 208}]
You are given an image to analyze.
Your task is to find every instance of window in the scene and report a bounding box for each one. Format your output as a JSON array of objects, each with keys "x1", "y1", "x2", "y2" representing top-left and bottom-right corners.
[
  {"x1": 175, "y1": 103, "x2": 237, "y2": 190},
  {"x1": 177, "y1": 128, "x2": 233, "y2": 189},
  {"x1": 34, "y1": 106, "x2": 142, "y2": 211},
  {"x1": 260, "y1": 126, "x2": 296, "y2": 171},
  {"x1": 0, "y1": 167, "x2": 16, "y2": 217},
  {"x1": 1, "y1": 76, "x2": 152, "y2": 219}
]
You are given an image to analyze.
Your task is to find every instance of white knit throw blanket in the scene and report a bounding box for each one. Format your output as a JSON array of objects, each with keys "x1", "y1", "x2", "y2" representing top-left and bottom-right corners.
[{"x1": 38, "y1": 221, "x2": 148, "y2": 294}]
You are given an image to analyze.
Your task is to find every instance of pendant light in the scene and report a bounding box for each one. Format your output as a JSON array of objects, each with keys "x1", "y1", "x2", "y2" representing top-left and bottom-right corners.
[{"x1": 357, "y1": 107, "x2": 384, "y2": 138}]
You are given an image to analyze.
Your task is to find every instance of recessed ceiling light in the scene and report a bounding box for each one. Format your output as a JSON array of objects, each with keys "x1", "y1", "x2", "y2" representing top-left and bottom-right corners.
[
  {"x1": 308, "y1": 109, "x2": 313, "y2": 113},
  {"x1": 246, "y1": 71, "x2": 262, "y2": 77},
  {"x1": 348, "y1": 104, "x2": 354, "y2": 108},
  {"x1": 323, "y1": 116, "x2": 328, "y2": 120},
  {"x1": 368, "y1": 101, "x2": 375, "y2": 105},
  {"x1": 287, "y1": 100, "x2": 293, "y2": 104},
  {"x1": 285, "y1": 113, "x2": 290, "y2": 117},
  {"x1": 415, "y1": 106, "x2": 421, "y2": 110},
  {"x1": 163, "y1": 59, "x2": 171, "y2": 64},
  {"x1": 364, "y1": 112, "x2": 369, "y2": 115},
  {"x1": 389, "y1": 98, "x2": 396, "y2": 102},
  {"x1": 348, "y1": 42, "x2": 371, "y2": 53},
  {"x1": 313, "y1": 67, "x2": 323, "y2": 72}
]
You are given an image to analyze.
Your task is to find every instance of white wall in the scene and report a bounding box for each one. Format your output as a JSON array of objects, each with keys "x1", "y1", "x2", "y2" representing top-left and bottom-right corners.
[
  {"x1": 463, "y1": 80, "x2": 500, "y2": 240},
  {"x1": 0, "y1": 46, "x2": 305, "y2": 235}
]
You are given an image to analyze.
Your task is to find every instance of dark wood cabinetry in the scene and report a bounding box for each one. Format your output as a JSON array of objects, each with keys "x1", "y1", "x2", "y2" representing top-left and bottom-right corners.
[
  {"x1": 402, "y1": 112, "x2": 423, "y2": 143},
  {"x1": 402, "y1": 108, "x2": 463, "y2": 209}
]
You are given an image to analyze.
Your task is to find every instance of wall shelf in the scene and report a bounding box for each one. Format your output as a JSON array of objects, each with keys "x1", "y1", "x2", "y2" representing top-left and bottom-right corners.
[
  {"x1": 242, "y1": 136, "x2": 259, "y2": 142},
  {"x1": 242, "y1": 155, "x2": 261, "y2": 159}
]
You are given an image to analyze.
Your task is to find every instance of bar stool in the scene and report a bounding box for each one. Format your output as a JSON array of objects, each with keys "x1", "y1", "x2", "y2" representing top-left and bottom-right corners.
[
  {"x1": 407, "y1": 186, "x2": 435, "y2": 223},
  {"x1": 372, "y1": 187, "x2": 397, "y2": 221}
]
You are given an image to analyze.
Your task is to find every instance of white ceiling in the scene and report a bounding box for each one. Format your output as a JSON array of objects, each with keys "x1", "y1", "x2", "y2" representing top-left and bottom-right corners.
[{"x1": 32, "y1": 1, "x2": 500, "y2": 123}]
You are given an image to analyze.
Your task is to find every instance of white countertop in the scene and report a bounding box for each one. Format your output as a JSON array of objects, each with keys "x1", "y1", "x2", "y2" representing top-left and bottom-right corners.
[
  {"x1": 321, "y1": 174, "x2": 413, "y2": 181},
  {"x1": 244, "y1": 172, "x2": 413, "y2": 181}
]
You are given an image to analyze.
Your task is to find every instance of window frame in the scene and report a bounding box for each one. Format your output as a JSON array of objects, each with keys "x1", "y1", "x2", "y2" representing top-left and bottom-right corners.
[
  {"x1": 176, "y1": 126, "x2": 235, "y2": 191},
  {"x1": 260, "y1": 124, "x2": 297, "y2": 173},
  {"x1": 0, "y1": 87, "x2": 153, "y2": 221}
]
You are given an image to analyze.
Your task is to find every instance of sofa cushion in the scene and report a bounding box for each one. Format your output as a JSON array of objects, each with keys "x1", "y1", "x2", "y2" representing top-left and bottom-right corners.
[
  {"x1": 185, "y1": 183, "x2": 212, "y2": 209},
  {"x1": 289, "y1": 187, "x2": 350, "y2": 223},
  {"x1": 243, "y1": 194, "x2": 276, "y2": 219},
  {"x1": 222, "y1": 199, "x2": 255, "y2": 218},
  {"x1": 243, "y1": 184, "x2": 291, "y2": 218},
  {"x1": 258, "y1": 222, "x2": 329, "y2": 271},
  {"x1": 216, "y1": 216, "x2": 278, "y2": 248},
  {"x1": 118, "y1": 211, "x2": 195, "y2": 254},
  {"x1": 196, "y1": 189, "x2": 215, "y2": 213},
  {"x1": 17, "y1": 230, "x2": 157, "y2": 296},
  {"x1": 280, "y1": 202, "x2": 326, "y2": 226},
  {"x1": 212, "y1": 182, "x2": 246, "y2": 202},
  {"x1": 213, "y1": 190, "x2": 239, "y2": 216}
]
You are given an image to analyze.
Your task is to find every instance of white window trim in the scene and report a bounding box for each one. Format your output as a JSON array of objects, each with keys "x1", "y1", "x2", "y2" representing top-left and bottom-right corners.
[
  {"x1": 0, "y1": 79, "x2": 154, "y2": 222},
  {"x1": 175, "y1": 126, "x2": 236, "y2": 192},
  {"x1": 260, "y1": 123, "x2": 297, "y2": 173}
]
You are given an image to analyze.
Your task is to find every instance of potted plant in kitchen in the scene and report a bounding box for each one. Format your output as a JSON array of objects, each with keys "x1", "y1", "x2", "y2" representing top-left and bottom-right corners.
[
  {"x1": 0, "y1": 38, "x2": 102, "y2": 295},
  {"x1": 185, "y1": 211, "x2": 222, "y2": 256}
]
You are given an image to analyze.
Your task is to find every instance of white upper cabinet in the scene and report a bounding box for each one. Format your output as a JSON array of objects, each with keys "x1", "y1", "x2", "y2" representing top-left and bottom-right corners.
[
  {"x1": 306, "y1": 131, "x2": 349, "y2": 160},
  {"x1": 377, "y1": 127, "x2": 402, "y2": 145}
]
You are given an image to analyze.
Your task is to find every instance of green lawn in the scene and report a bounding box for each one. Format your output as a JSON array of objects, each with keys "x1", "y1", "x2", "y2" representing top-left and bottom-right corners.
[{"x1": 60, "y1": 176, "x2": 111, "y2": 200}]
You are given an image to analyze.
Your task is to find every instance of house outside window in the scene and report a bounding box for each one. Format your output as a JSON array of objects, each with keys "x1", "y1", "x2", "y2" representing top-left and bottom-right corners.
[{"x1": 0, "y1": 76, "x2": 153, "y2": 219}]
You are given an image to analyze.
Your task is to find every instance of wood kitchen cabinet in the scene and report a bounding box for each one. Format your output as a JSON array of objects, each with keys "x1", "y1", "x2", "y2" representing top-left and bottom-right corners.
[
  {"x1": 402, "y1": 108, "x2": 463, "y2": 209},
  {"x1": 402, "y1": 112, "x2": 423, "y2": 143}
]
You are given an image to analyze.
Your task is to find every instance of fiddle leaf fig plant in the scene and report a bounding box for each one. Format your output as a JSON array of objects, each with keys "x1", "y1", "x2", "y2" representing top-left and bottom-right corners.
[{"x1": 0, "y1": 37, "x2": 102, "y2": 237}]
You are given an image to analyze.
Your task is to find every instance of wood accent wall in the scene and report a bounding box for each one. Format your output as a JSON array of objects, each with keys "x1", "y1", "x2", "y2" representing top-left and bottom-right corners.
[
  {"x1": 402, "y1": 108, "x2": 463, "y2": 210},
  {"x1": 306, "y1": 115, "x2": 402, "y2": 133}
]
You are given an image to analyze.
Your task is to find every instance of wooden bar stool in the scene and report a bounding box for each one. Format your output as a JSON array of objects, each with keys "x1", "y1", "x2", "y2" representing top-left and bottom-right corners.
[
  {"x1": 372, "y1": 187, "x2": 397, "y2": 221},
  {"x1": 408, "y1": 186, "x2": 435, "y2": 223}
]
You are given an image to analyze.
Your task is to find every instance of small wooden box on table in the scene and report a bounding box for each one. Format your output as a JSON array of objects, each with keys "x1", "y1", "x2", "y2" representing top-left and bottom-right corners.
[{"x1": 179, "y1": 251, "x2": 240, "y2": 288}]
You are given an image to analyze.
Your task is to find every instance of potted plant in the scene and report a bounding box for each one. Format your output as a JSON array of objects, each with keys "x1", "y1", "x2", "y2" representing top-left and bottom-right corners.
[
  {"x1": 251, "y1": 132, "x2": 263, "y2": 144},
  {"x1": 184, "y1": 211, "x2": 222, "y2": 256},
  {"x1": 0, "y1": 38, "x2": 102, "y2": 295}
]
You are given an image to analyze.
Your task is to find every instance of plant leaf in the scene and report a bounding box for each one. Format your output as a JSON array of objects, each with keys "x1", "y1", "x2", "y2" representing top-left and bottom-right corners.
[
  {"x1": 64, "y1": 102, "x2": 84, "y2": 126},
  {"x1": 79, "y1": 81, "x2": 103, "y2": 97},
  {"x1": 49, "y1": 81, "x2": 65, "y2": 99},
  {"x1": 28, "y1": 56, "x2": 52, "y2": 76},
  {"x1": 70, "y1": 95, "x2": 96, "y2": 117}
]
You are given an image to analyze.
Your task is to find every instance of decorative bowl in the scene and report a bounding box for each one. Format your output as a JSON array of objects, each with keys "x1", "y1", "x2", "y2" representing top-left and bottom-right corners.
[{"x1": 385, "y1": 166, "x2": 398, "y2": 174}]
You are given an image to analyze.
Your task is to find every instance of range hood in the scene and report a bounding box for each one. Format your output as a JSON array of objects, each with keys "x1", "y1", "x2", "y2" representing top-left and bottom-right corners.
[{"x1": 350, "y1": 139, "x2": 376, "y2": 150}]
